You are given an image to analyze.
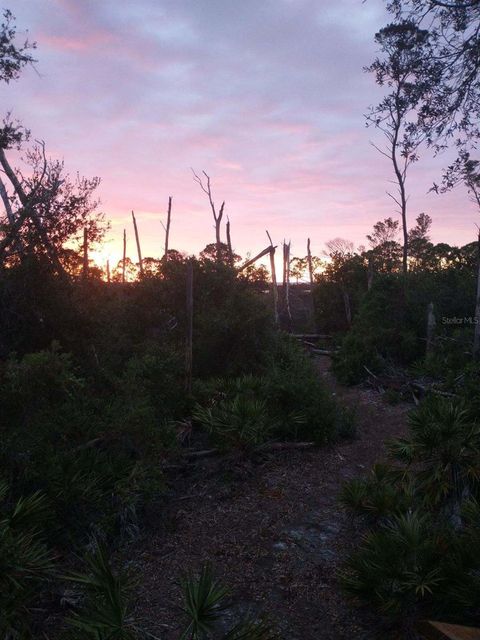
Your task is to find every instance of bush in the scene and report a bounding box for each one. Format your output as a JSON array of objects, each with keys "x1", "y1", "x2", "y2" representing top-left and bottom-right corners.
[
  {"x1": 0, "y1": 482, "x2": 54, "y2": 639},
  {"x1": 341, "y1": 396, "x2": 480, "y2": 625},
  {"x1": 193, "y1": 335, "x2": 347, "y2": 449},
  {"x1": 333, "y1": 268, "x2": 478, "y2": 385}
]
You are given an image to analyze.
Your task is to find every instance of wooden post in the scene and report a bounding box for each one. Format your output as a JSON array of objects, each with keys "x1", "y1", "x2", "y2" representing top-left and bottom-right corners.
[
  {"x1": 426, "y1": 301, "x2": 436, "y2": 356},
  {"x1": 267, "y1": 231, "x2": 279, "y2": 327},
  {"x1": 185, "y1": 259, "x2": 194, "y2": 393},
  {"x1": 163, "y1": 196, "x2": 172, "y2": 262},
  {"x1": 474, "y1": 230, "x2": 480, "y2": 359},
  {"x1": 122, "y1": 229, "x2": 126, "y2": 284},
  {"x1": 83, "y1": 227, "x2": 88, "y2": 280},
  {"x1": 132, "y1": 210, "x2": 144, "y2": 278},
  {"x1": 226, "y1": 217, "x2": 234, "y2": 267}
]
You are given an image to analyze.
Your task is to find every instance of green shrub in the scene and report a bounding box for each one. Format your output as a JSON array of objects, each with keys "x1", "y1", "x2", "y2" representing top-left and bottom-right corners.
[
  {"x1": 0, "y1": 482, "x2": 54, "y2": 639},
  {"x1": 341, "y1": 397, "x2": 480, "y2": 624},
  {"x1": 340, "y1": 463, "x2": 414, "y2": 519},
  {"x1": 66, "y1": 547, "x2": 275, "y2": 640},
  {"x1": 193, "y1": 396, "x2": 273, "y2": 451},
  {"x1": 65, "y1": 541, "x2": 138, "y2": 640},
  {"x1": 193, "y1": 336, "x2": 346, "y2": 449},
  {"x1": 388, "y1": 398, "x2": 480, "y2": 506},
  {"x1": 342, "y1": 511, "x2": 446, "y2": 616}
]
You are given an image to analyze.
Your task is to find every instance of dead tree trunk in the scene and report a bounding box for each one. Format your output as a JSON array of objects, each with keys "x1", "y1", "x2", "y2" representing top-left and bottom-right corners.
[
  {"x1": 0, "y1": 176, "x2": 15, "y2": 226},
  {"x1": 122, "y1": 229, "x2": 126, "y2": 284},
  {"x1": 426, "y1": 301, "x2": 436, "y2": 356},
  {"x1": 83, "y1": 227, "x2": 88, "y2": 280},
  {"x1": 283, "y1": 241, "x2": 292, "y2": 328},
  {"x1": 0, "y1": 176, "x2": 23, "y2": 255},
  {"x1": 226, "y1": 217, "x2": 234, "y2": 266},
  {"x1": 162, "y1": 196, "x2": 172, "y2": 262},
  {"x1": 307, "y1": 237, "x2": 314, "y2": 285},
  {"x1": 106, "y1": 259, "x2": 111, "y2": 283},
  {"x1": 474, "y1": 231, "x2": 480, "y2": 359},
  {"x1": 267, "y1": 231, "x2": 279, "y2": 327},
  {"x1": 238, "y1": 245, "x2": 273, "y2": 272},
  {"x1": 185, "y1": 259, "x2": 194, "y2": 393},
  {"x1": 131, "y1": 210, "x2": 144, "y2": 278},
  {"x1": 0, "y1": 146, "x2": 66, "y2": 277},
  {"x1": 192, "y1": 170, "x2": 225, "y2": 262},
  {"x1": 307, "y1": 237, "x2": 317, "y2": 331}
]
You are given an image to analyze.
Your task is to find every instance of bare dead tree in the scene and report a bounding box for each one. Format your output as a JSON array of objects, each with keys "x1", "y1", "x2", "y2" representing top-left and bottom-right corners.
[
  {"x1": 238, "y1": 245, "x2": 273, "y2": 272},
  {"x1": 161, "y1": 196, "x2": 172, "y2": 262},
  {"x1": 191, "y1": 169, "x2": 225, "y2": 262},
  {"x1": 0, "y1": 175, "x2": 14, "y2": 225},
  {"x1": 185, "y1": 258, "x2": 194, "y2": 393},
  {"x1": 226, "y1": 217, "x2": 234, "y2": 266},
  {"x1": 106, "y1": 259, "x2": 110, "y2": 283},
  {"x1": 122, "y1": 228, "x2": 126, "y2": 284},
  {"x1": 267, "y1": 230, "x2": 279, "y2": 326},
  {"x1": 131, "y1": 210, "x2": 143, "y2": 278},
  {"x1": 307, "y1": 237, "x2": 314, "y2": 286},
  {"x1": 283, "y1": 240, "x2": 292, "y2": 328},
  {"x1": 0, "y1": 143, "x2": 66, "y2": 276},
  {"x1": 306, "y1": 237, "x2": 317, "y2": 331}
]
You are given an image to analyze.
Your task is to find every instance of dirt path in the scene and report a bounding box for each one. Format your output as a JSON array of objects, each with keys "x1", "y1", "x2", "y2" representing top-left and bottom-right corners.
[{"x1": 132, "y1": 356, "x2": 410, "y2": 639}]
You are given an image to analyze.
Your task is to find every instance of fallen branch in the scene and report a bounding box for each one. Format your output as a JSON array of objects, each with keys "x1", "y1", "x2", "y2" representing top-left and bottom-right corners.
[
  {"x1": 184, "y1": 448, "x2": 218, "y2": 459},
  {"x1": 363, "y1": 365, "x2": 380, "y2": 380},
  {"x1": 311, "y1": 348, "x2": 337, "y2": 356},
  {"x1": 256, "y1": 441, "x2": 316, "y2": 452},
  {"x1": 292, "y1": 334, "x2": 331, "y2": 340},
  {"x1": 184, "y1": 441, "x2": 317, "y2": 459},
  {"x1": 409, "y1": 382, "x2": 458, "y2": 398}
]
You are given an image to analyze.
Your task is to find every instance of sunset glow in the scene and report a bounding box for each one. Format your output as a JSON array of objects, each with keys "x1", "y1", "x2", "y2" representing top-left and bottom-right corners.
[{"x1": 7, "y1": 0, "x2": 479, "y2": 266}]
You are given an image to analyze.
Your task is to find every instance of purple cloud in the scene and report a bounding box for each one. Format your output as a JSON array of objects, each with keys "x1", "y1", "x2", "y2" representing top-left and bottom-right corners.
[{"x1": 5, "y1": 0, "x2": 478, "y2": 269}]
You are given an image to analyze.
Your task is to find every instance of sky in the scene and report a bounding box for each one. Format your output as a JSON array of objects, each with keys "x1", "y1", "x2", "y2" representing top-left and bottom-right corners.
[{"x1": 5, "y1": 0, "x2": 479, "y2": 270}]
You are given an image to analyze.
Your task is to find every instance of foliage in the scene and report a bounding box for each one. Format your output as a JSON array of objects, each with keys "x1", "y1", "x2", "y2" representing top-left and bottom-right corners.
[
  {"x1": 0, "y1": 343, "x2": 170, "y2": 547},
  {"x1": 180, "y1": 564, "x2": 276, "y2": 640},
  {"x1": 389, "y1": 398, "x2": 480, "y2": 506},
  {"x1": 194, "y1": 335, "x2": 348, "y2": 449},
  {"x1": 67, "y1": 551, "x2": 275, "y2": 640},
  {"x1": 342, "y1": 511, "x2": 445, "y2": 616},
  {"x1": 0, "y1": 9, "x2": 36, "y2": 84},
  {"x1": 341, "y1": 396, "x2": 480, "y2": 624},
  {"x1": 65, "y1": 541, "x2": 139, "y2": 640},
  {"x1": 180, "y1": 563, "x2": 229, "y2": 639},
  {"x1": 387, "y1": 0, "x2": 480, "y2": 156},
  {"x1": 332, "y1": 265, "x2": 477, "y2": 383},
  {"x1": 193, "y1": 396, "x2": 273, "y2": 451},
  {"x1": 0, "y1": 481, "x2": 54, "y2": 639}
]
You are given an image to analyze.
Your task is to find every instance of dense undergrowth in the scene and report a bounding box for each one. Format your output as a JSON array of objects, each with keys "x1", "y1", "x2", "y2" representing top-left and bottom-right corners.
[
  {"x1": 340, "y1": 395, "x2": 480, "y2": 630},
  {"x1": 0, "y1": 258, "x2": 343, "y2": 638},
  {"x1": 326, "y1": 269, "x2": 478, "y2": 385}
]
